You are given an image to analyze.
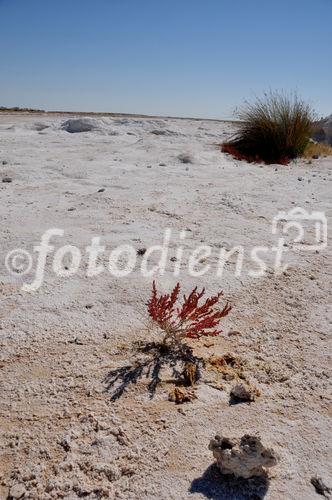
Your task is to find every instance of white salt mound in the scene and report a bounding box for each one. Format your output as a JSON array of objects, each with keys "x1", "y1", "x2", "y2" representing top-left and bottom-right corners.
[
  {"x1": 313, "y1": 114, "x2": 332, "y2": 145},
  {"x1": 31, "y1": 122, "x2": 50, "y2": 131},
  {"x1": 322, "y1": 115, "x2": 332, "y2": 145},
  {"x1": 60, "y1": 118, "x2": 102, "y2": 133}
]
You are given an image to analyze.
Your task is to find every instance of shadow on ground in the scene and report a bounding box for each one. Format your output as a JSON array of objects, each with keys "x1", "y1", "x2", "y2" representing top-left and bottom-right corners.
[
  {"x1": 229, "y1": 395, "x2": 251, "y2": 406},
  {"x1": 189, "y1": 465, "x2": 269, "y2": 499},
  {"x1": 104, "y1": 341, "x2": 203, "y2": 401}
]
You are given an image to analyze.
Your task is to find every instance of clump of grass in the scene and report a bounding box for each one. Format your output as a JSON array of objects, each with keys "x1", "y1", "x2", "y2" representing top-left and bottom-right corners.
[
  {"x1": 302, "y1": 141, "x2": 332, "y2": 159},
  {"x1": 222, "y1": 91, "x2": 315, "y2": 165}
]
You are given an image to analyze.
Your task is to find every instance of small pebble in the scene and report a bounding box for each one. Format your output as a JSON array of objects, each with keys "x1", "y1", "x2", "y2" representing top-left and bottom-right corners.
[
  {"x1": 228, "y1": 330, "x2": 241, "y2": 337},
  {"x1": 9, "y1": 483, "x2": 26, "y2": 499},
  {"x1": 178, "y1": 153, "x2": 193, "y2": 164}
]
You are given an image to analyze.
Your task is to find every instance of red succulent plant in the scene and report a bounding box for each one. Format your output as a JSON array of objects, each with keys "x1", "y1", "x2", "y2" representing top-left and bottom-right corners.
[{"x1": 147, "y1": 281, "x2": 231, "y2": 341}]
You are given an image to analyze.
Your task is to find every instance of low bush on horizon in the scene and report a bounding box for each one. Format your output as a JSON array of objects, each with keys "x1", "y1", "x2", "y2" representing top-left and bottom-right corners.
[{"x1": 222, "y1": 91, "x2": 315, "y2": 165}]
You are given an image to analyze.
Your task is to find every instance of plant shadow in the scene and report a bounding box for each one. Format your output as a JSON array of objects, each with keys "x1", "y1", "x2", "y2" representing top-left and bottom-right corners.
[
  {"x1": 189, "y1": 464, "x2": 270, "y2": 499},
  {"x1": 104, "y1": 341, "x2": 203, "y2": 401},
  {"x1": 229, "y1": 395, "x2": 251, "y2": 406}
]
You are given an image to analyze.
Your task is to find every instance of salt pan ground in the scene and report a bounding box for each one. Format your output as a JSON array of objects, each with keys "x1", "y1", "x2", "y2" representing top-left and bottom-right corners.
[{"x1": 0, "y1": 113, "x2": 331, "y2": 499}]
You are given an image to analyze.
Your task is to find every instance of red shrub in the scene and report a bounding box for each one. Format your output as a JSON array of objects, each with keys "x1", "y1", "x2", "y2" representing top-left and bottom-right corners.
[
  {"x1": 221, "y1": 142, "x2": 290, "y2": 165},
  {"x1": 147, "y1": 281, "x2": 231, "y2": 340}
]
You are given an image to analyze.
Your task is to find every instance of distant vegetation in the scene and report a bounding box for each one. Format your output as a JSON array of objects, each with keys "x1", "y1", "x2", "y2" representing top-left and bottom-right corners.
[
  {"x1": 222, "y1": 91, "x2": 315, "y2": 165},
  {"x1": 0, "y1": 106, "x2": 45, "y2": 113}
]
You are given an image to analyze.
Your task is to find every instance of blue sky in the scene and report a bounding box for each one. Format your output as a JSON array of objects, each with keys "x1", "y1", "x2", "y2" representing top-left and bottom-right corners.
[{"x1": 0, "y1": 0, "x2": 331, "y2": 118}]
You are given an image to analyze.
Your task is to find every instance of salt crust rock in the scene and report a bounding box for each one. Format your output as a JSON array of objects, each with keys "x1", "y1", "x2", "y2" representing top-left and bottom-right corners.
[{"x1": 209, "y1": 434, "x2": 278, "y2": 478}]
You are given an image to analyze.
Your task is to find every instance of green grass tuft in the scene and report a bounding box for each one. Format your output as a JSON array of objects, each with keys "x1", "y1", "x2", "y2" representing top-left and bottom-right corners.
[{"x1": 222, "y1": 91, "x2": 315, "y2": 165}]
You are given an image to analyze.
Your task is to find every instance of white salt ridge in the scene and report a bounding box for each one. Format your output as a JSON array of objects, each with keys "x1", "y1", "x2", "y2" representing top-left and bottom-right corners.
[
  {"x1": 60, "y1": 117, "x2": 118, "y2": 135},
  {"x1": 322, "y1": 115, "x2": 332, "y2": 145}
]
